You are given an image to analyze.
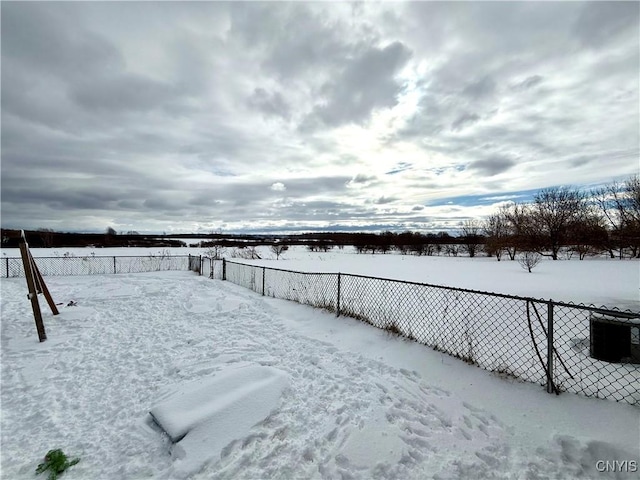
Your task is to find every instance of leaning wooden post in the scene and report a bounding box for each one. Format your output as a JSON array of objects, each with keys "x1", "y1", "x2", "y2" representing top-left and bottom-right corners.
[
  {"x1": 19, "y1": 242, "x2": 47, "y2": 342},
  {"x1": 31, "y1": 253, "x2": 59, "y2": 315}
]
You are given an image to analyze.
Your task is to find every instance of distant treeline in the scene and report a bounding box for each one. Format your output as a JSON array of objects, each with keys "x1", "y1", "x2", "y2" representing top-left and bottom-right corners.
[
  {"x1": 0, "y1": 228, "x2": 465, "y2": 250},
  {"x1": 2, "y1": 175, "x2": 638, "y2": 259},
  {"x1": 0, "y1": 230, "x2": 188, "y2": 249}
]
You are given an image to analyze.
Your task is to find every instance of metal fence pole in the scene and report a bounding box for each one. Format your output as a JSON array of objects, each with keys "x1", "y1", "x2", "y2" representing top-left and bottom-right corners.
[
  {"x1": 547, "y1": 300, "x2": 555, "y2": 394},
  {"x1": 199, "y1": 255, "x2": 202, "y2": 276},
  {"x1": 222, "y1": 258, "x2": 226, "y2": 281},
  {"x1": 5, "y1": 258, "x2": 8, "y2": 278},
  {"x1": 336, "y1": 273, "x2": 341, "y2": 317},
  {"x1": 113, "y1": 256, "x2": 117, "y2": 274},
  {"x1": 262, "y1": 267, "x2": 266, "y2": 296}
]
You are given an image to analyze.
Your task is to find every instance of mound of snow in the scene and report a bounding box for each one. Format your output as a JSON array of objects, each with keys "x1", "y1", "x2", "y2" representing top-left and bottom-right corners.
[{"x1": 150, "y1": 365, "x2": 289, "y2": 478}]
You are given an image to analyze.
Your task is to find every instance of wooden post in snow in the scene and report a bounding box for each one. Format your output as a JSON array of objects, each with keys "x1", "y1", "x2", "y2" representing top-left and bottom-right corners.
[
  {"x1": 32, "y1": 256, "x2": 59, "y2": 315},
  {"x1": 19, "y1": 241, "x2": 47, "y2": 342},
  {"x1": 18, "y1": 231, "x2": 59, "y2": 342}
]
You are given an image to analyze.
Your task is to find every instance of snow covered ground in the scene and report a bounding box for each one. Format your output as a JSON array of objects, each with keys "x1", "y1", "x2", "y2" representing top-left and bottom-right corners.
[
  {"x1": 4, "y1": 245, "x2": 638, "y2": 308},
  {"x1": 1, "y1": 270, "x2": 638, "y2": 479},
  {"x1": 228, "y1": 246, "x2": 640, "y2": 310}
]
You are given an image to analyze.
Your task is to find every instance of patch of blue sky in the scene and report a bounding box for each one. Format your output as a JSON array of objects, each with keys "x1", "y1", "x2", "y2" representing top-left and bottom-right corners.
[
  {"x1": 426, "y1": 188, "x2": 541, "y2": 207},
  {"x1": 426, "y1": 178, "x2": 623, "y2": 208},
  {"x1": 385, "y1": 162, "x2": 413, "y2": 175}
]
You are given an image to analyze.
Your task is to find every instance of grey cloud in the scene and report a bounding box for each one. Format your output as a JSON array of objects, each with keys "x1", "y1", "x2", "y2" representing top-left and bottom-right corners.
[
  {"x1": 373, "y1": 196, "x2": 397, "y2": 205},
  {"x1": 1, "y1": 3, "x2": 124, "y2": 80},
  {"x1": 229, "y1": 3, "x2": 353, "y2": 80},
  {"x1": 512, "y1": 75, "x2": 544, "y2": 91},
  {"x1": 117, "y1": 200, "x2": 142, "y2": 210},
  {"x1": 573, "y1": 2, "x2": 639, "y2": 48},
  {"x1": 352, "y1": 174, "x2": 376, "y2": 184},
  {"x1": 310, "y1": 41, "x2": 412, "y2": 127},
  {"x1": 462, "y1": 76, "x2": 496, "y2": 99},
  {"x1": 71, "y1": 74, "x2": 176, "y2": 113},
  {"x1": 1, "y1": 182, "x2": 121, "y2": 212},
  {"x1": 347, "y1": 174, "x2": 377, "y2": 188},
  {"x1": 468, "y1": 157, "x2": 516, "y2": 177},
  {"x1": 451, "y1": 112, "x2": 480, "y2": 132},
  {"x1": 247, "y1": 88, "x2": 291, "y2": 119},
  {"x1": 142, "y1": 196, "x2": 188, "y2": 212},
  {"x1": 186, "y1": 176, "x2": 353, "y2": 210}
]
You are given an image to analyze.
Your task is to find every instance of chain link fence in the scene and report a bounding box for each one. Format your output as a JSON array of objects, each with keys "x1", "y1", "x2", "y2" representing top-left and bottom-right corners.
[
  {"x1": 2, "y1": 255, "x2": 192, "y2": 277},
  {"x1": 220, "y1": 260, "x2": 640, "y2": 405},
  {"x1": 4, "y1": 254, "x2": 637, "y2": 404}
]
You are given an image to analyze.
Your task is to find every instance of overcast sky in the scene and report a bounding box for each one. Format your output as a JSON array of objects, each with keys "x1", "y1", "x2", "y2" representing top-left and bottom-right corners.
[{"x1": 1, "y1": 1, "x2": 638, "y2": 234}]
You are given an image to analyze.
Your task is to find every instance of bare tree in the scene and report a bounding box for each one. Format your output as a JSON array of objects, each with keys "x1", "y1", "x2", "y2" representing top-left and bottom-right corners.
[
  {"x1": 625, "y1": 174, "x2": 640, "y2": 257},
  {"x1": 518, "y1": 251, "x2": 541, "y2": 273},
  {"x1": 531, "y1": 186, "x2": 586, "y2": 260},
  {"x1": 205, "y1": 244, "x2": 226, "y2": 260},
  {"x1": 106, "y1": 226, "x2": 117, "y2": 235},
  {"x1": 567, "y1": 209, "x2": 608, "y2": 260},
  {"x1": 271, "y1": 243, "x2": 288, "y2": 260},
  {"x1": 593, "y1": 175, "x2": 640, "y2": 258},
  {"x1": 500, "y1": 202, "x2": 533, "y2": 260},
  {"x1": 232, "y1": 246, "x2": 261, "y2": 260},
  {"x1": 593, "y1": 180, "x2": 627, "y2": 258},
  {"x1": 483, "y1": 213, "x2": 508, "y2": 261},
  {"x1": 445, "y1": 243, "x2": 459, "y2": 257},
  {"x1": 460, "y1": 219, "x2": 482, "y2": 258}
]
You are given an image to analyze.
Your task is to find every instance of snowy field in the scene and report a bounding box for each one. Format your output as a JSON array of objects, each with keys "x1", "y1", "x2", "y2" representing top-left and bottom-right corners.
[
  {"x1": 228, "y1": 246, "x2": 640, "y2": 311},
  {"x1": 3, "y1": 245, "x2": 638, "y2": 308},
  {"x1": 1, "y1": 262, "x2": 639, "y2": 478}
]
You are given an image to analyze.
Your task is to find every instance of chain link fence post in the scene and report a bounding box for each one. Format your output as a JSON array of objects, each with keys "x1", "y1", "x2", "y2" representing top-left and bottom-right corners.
[
  {"x1": 113, "y1": 256, "x2": 117, "y2": 274},
  {"x1": 336, "y1": 273, "x2": 341, "y2": 317},
  {"x1": 547, "y1": 300, "x2": 555, "y2": 394},
  {"x1": 262, "y1": 267, "x2": 266, "y2": 296},
  {"x1": 222, "y1": 258, "x2": 226, "y2": 281}
]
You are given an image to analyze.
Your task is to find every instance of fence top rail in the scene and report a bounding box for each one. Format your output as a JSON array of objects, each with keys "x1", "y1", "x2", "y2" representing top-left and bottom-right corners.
[
  {"x1": 2, "y1": 255, "x2": 193, "y2": 260},
  {"x1": 224, "y1": 259, "x2": 640, "y2": 318}
]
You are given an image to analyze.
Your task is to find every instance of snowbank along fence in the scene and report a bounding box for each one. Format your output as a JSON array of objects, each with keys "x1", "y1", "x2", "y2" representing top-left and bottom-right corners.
[
  {"x1": 2, "y1": 254, "x2": 198, "y2": 277},
  {"x1": 209, "y1": 259, "x2": 640, "y2": 406}
]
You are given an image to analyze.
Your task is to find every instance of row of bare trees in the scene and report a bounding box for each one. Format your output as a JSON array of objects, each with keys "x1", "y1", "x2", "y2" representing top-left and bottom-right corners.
[{"x1": 481, "y1": 175, "x2": 640, "y2": 260}]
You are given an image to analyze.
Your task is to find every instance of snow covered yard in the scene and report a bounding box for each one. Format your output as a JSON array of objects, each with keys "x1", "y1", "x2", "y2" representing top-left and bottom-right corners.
[{"x1": 1, "y1": 270, "x2": 639, "y2": 479}]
